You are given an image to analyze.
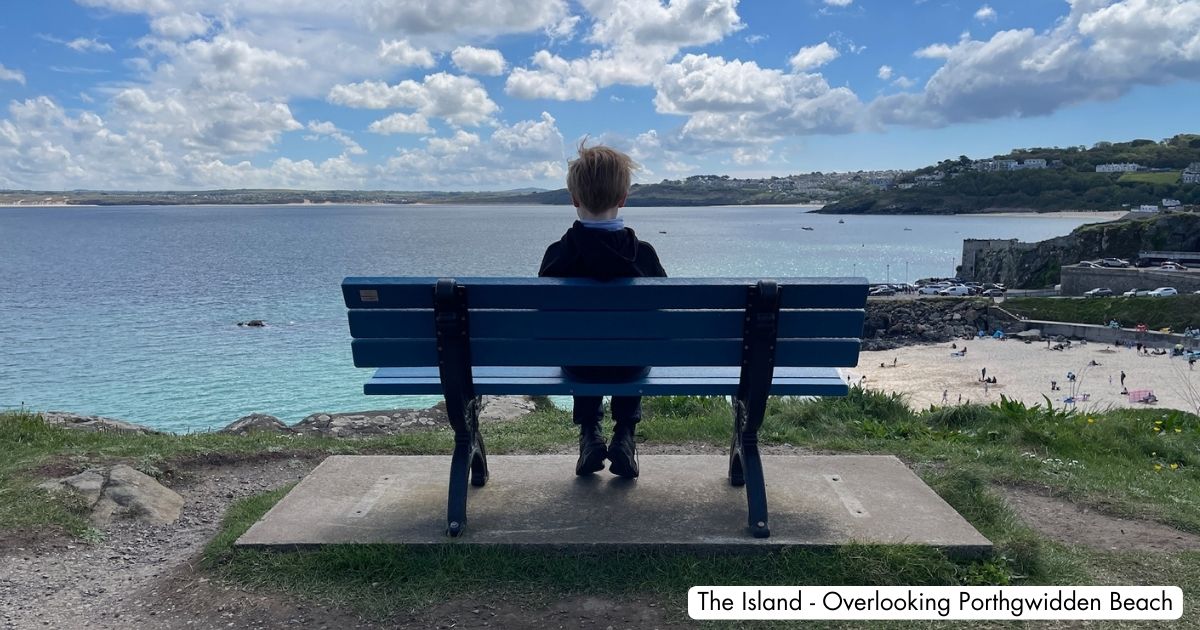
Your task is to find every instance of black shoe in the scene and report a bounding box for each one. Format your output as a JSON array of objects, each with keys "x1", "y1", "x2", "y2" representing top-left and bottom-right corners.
[
  {"x1": 608, "y1": 424, "x2": 639, "y2": 478},
  {"x1": 576, "y1": 423, "x2": 608, "y2": 476}
]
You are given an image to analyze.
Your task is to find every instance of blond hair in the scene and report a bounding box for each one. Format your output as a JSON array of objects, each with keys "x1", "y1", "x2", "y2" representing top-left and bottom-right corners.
[{"x1": 566, "y1": 142, "x2": 637, "y2": 214}]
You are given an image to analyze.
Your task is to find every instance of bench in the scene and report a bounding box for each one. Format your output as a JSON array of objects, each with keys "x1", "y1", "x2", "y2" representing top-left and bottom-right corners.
[{"x1": 342, "y1": 277, "x2": 867, "y2": 538}]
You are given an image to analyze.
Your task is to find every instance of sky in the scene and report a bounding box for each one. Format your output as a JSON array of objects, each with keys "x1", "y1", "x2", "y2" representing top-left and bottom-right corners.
[{"x1": 0, "y1": 0, "x2": 1198, "y2": 191}]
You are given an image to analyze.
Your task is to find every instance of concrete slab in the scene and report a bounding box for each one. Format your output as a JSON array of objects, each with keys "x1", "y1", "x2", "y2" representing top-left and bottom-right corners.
[{"x1": 236, "y1": 455, "x2": 991, "y2": 556}]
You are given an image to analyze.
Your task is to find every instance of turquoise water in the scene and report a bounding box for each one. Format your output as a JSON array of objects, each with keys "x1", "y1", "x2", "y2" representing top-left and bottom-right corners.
[{"x1": 0, "y1": 204, "x2": 1106, "y2": 432}]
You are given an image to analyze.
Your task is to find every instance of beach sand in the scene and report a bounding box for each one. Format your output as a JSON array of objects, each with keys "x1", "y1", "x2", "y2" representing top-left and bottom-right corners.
[{"x1": 852, "y1": 338, "x2": 1199, "y2": 414}]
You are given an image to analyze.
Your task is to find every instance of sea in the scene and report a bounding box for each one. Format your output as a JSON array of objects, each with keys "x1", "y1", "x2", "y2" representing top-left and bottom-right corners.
[{"x1": 0, "y1": 204, "x2": 1111, "y2": 432}]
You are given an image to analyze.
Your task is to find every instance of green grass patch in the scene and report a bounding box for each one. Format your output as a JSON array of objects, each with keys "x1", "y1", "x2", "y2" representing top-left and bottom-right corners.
[
  {"x1": 1118, "y1": 171, "x2": 1181, "y2": 185},
  {"x1": 1004, "y1": 295, "x2": 1200, "y2": 331}
]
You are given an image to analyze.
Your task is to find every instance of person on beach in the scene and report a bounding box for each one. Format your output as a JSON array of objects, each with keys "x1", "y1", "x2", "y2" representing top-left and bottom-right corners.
[
  {"x1": 539, "y1": 142, "x2": 666, "y2": 479},
  {"x1": 981, "y1": 367, "x2": 987, "y2": 381},
  {"x1": 942, "y1": 389, "x2": 948, "y2": 404},
  {"x1": 1120, "y1": 370, "x2": 1126, "y2": 388}
]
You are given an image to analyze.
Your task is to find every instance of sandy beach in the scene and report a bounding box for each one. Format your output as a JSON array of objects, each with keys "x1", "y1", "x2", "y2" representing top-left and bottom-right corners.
[{"x1": 852, "y1": 337, "x2": 1199, "y2": 414}]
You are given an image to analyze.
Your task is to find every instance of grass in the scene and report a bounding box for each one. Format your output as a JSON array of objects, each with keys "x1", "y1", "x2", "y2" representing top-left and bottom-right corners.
[
  {"x1": 4, "y1": 395, "x2": 1199, "y2": 625},
  {"x1": 1118, "y1": 172, "x2": 1181, "y2": 185},
  {"x1": 1004, "y1": 295, "x2": 1200, "y2": 332}
]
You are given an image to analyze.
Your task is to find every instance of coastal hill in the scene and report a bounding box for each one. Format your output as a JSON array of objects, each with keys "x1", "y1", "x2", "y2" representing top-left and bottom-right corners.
[
  {"x1": 818, "y1": 134, "x2": 1200, "y2": 215},
  {"x1": 0, "y1": 170, "x2": 897, "y2": 208},
  {"x1": 961, "y1": 211, "x2": 1200, "y2": 288}
]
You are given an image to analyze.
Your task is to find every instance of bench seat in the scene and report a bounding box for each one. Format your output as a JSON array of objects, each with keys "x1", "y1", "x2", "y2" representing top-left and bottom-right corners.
[{"x1": 365, "y1": 366, "x2": 848, "y2": 396}]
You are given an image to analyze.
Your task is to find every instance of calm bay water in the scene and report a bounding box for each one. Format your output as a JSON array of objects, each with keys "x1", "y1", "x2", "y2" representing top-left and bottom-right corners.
[{"x1": 0, "y1": 204, "x2": 1108, "y2": 432}]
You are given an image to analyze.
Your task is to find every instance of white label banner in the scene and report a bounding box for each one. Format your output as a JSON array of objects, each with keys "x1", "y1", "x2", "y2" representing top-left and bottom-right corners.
[{"x1": 688, "y1": 586, "x2": 1183, "y2": 620}]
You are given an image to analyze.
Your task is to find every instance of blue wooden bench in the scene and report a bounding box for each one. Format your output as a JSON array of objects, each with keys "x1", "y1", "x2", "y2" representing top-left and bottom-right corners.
[{"x1": 342, "y1": 277, "x2": 867, "y2": 539}]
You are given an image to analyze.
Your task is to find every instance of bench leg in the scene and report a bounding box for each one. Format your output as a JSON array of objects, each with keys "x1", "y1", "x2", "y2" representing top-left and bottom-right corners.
[
  {"x1": 446, "y1": 396, "x2": 487, "y2": 537},
  {"x1": 730, "y1": 399, "x2": 770, "y2": 539}
]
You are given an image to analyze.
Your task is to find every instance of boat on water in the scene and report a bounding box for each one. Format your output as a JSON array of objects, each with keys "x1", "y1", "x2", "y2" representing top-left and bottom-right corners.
[
  {"x1": 837, "y1": 219, "x2": 845, "y2": 224},
  {"x1": 801, "y1": 226, "x2": 814, "y2": 231}
]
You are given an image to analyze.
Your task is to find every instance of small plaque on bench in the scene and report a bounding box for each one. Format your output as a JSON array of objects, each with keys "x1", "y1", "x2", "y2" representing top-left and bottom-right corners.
[{"x1": 359, "y1": 289, "x2": 379, "y2": 303}]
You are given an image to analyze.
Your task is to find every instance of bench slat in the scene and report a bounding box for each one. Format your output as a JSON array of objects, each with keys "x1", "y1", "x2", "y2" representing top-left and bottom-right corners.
[
  {"x1": 352, "y1": 338, "x2": 860, "y2": 368},
  {"x1": 373, "y1": 366, "x2": 844, "y2": 379},
  {"x1": 363, "y1": 366, "x2": 848, "y2": 396},
  {"x1": 347, "y1": 309, "x2": 866, "y2": 340},
  {"x1": 343, "y1": 277, "x2": 868, "y2": 310}
]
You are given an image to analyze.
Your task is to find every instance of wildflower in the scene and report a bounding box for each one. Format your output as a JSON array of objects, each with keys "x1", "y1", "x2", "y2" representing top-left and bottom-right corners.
[
  {"x1": 1087, "y1": 418, "x2": 1095, "y2": 424},
  {"x1": 1176, "y1": 429, "x2": 1183, "y2": 433},
  {"x1": 1152, "y1": 452, "x2": 1157, "y2": 456},
  {"x1": 1154, "y1": 464, "x2": 1162, "y2": 471},
  {"x1": 1170, "y1": 463, "x2": 1179, "y2": 470}
]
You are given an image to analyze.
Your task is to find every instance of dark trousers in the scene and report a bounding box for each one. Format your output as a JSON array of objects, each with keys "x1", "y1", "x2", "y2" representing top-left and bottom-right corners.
[{"x1": 563, "y1": 366, "x2": 648, "y2": 427}]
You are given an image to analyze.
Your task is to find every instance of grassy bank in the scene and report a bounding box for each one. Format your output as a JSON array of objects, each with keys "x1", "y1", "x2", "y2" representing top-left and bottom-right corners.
[
  {"x1": 1005, "y1": 295, "x2": 1200, "y2": 331},
  {"x1": 4, "y1": 395, "x2": 1199, "y2": 625}
]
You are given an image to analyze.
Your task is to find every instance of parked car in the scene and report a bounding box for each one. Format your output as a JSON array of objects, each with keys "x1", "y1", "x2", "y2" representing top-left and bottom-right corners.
[
  {"x1": 1084, "y1": 287, "x2": 1113, "y2": 297},
  {"x1": 1123, "y1": 288, "x2": 1152, "y2": 297},
  {"x1": 982, "y1": 288, "x2": 1005, "y2": 297},
  {"x1": 869, "y1": 286, "x2": 896, "y2": 296},
  {"x1": 1101, "y1": 258, "x2": 1131, "y2": 268},
  {"x1": 938, "y1": 285, "x2": 972, "y2": 296},
  {"x1": 1160, "y1": 262, "x2": 1188, "y2": 271},
  {"x1": 1078, "y1": 261, "x2": 1103, "y2": 269},
  {"x1": 917, "y1": 286, "x2": 943, "y2": 295},
  {"x1": 1149, "y1": 287, "x2": 1178, "y2": 297}
]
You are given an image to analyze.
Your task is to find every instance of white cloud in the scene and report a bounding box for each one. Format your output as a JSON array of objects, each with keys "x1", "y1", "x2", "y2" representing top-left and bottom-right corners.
[
  {"x1": 376, "y1": 112, "x2": 565, "y2": 188},
  {"x1": 654, "y1": 54, "x2": 862, "y2": 143},
  {"x1": 873, "y1": 0, "x2": 1200, "y2": 128},
  {"x1": 451, "y1": 46, "x2": 506, "y2": 76},
  {"x1": 367, "y1": 112, "x2": 433, "y2": 135},
  {"x1": 506, "y1": 0, "x2": 745, "y2": 102},
  {"x1": 0, "y1": 64, "x2": 25, "y2": 84},
  {"x1": 378, "y1": 39, "x2": 436, "y2": 68},
  {"x1": 975, "y1": 4, "x2": 997, "y2": 22},
  {"x1": 306, "y1": 120, "x2": 365, "y2": 155},
  {"x1": 67, "y1": 37, "x2": 114, "y2": 53},
  {"x1": 731, "y1": 146, "x2": 772, "y2": 165},
  {"x1": 914, "y1": 43, "x2": 953, "y2": 59},
  {"x1": 149, "y1": 13, "x2": 211, "y2": 39},
  {"x1": 824, "y1": 0, "x2": 853, "y2": 5},
  {"x1": 329, "y1": 73, "x2": 499, "y2": 126},
  {"x1": 891, "y1": 76, "x2": 917, "y2": 89},
  {"x1": 789, "y1": 42, "x2": 840, "y2": 71},
  {"x1": 877, "y1": 64, "x2": 894, "y2": 80}
]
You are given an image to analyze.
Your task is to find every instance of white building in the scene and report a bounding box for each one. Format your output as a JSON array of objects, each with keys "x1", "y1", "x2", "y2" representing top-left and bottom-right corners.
[
  {"x1": 1162, "y1": 198, "x2": 1181, "y2": 208},
  {"x1": 1184, "y1": 163, "x2": 1200, "y2": 184},
  {"x1": 1135, "y1": 205, "x2": 1160, "y2": 213},
  {"x1": 1096, "y1": 163, "x2": 1142, "y2": 173},
  {"x1": 1021, "y1": 159, "x2": 1047, "y2": 169}
]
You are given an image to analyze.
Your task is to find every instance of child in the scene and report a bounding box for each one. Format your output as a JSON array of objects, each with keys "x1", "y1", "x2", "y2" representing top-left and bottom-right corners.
[{"x1": 539, "y1": 143, "x2": 666, "y2": 479}]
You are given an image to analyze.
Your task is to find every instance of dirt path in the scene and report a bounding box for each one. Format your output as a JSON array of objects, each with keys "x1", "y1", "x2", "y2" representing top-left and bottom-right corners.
[
  {"x1": 998, "y1": 485, "x2": 1200, "y2": 552},
  {"x1": 0, "y1": 455, "x2": 692, "y2": 629}
]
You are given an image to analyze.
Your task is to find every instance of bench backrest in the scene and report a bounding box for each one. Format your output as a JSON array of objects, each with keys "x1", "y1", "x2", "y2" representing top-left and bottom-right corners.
[{"x1": 343, "y1": 277, "x2": 867, "y2": 368}]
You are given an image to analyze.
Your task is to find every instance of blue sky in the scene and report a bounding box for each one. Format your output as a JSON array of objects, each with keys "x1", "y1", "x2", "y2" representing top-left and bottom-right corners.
[{"x1": 0, "y1": 0, "x2": 1197, "y2": 190}]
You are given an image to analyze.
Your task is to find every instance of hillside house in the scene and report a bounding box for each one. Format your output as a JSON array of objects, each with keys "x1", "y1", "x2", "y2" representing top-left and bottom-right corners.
[{"x1": 1096, "y1": 163, "x2": 1142, "y2": 173}]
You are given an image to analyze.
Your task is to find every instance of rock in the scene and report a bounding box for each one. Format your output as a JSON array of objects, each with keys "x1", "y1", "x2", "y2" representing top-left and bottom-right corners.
[
  {"x1": 237, "y1": 319, "x2": 266, "y2": 327},
  {"x1": 479, "y1": 396, "x2": 537, "y2": 423},
  {"x1": 39, "y1": 466, "x2": 183, "y2": 527},
  {"x1": 292, "y1": 407, "x2": 448, "y2": 438},
  {"x1": 91, "y1": 465, "x2": 183, "y2": 527},
  {"x1": 37, "y1": 470, "x2": 106, "y2": 506},
  {"x1": 219, "y1": 413, "x2": 292, "y2": 436},
  {"x1": 38, "y1": 411, "x2": 162, "y2": 435}
]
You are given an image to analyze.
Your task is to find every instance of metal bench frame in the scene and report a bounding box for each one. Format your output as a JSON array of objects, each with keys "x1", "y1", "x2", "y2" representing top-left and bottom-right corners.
[{"x1": 342, "y1": 276, "x2": 866, "y2": 539}]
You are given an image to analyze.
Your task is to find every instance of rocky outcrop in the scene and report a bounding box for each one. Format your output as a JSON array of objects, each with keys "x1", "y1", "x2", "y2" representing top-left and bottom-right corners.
[
  {"x1": 963, "y1": 212, "x2": 1200, "y2": 288},
  {"x1": 237, "y1": 320, "x2": 266, "y2": 327},
  {"x1": 291, "y1": 396, "x2": 537, "y2": 438},
  {"x1": 862, "y1": 298, "x2": 993, "y2": 350},
  {"x1": 38, "y1": 411, "x2": 163, "y2": 435},
  {"x1": 219, "y1": 413, "x2": 293, "y2": 436},
  {"x1": 38, "y1": 465, "x2": 184, "y2": 527}
]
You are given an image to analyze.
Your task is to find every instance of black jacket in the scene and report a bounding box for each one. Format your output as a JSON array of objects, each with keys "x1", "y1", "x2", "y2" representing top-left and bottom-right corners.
[{"x1": 538, "y1": 221, "x2": 667, "y2": 279}]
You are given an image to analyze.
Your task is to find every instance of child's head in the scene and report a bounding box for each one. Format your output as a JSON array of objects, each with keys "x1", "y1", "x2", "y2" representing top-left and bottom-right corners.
[{"x1": 566, "y1": 142, "x2": 636, "y2": 217}]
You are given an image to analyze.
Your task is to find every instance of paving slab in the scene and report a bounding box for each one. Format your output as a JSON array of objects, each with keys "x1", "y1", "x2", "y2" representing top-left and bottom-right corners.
[{"x1": 236, "y1": 455, "x2": 991, "y2": 556}]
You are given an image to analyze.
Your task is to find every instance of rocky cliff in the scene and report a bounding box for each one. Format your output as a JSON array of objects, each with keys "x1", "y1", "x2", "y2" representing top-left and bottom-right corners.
[
  {"x1": 962, "y1": 212, "x2": 1200, "y2": 288},
  {"x1": 862, "y1": 298, "x2": 996, "y2": 350}
]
